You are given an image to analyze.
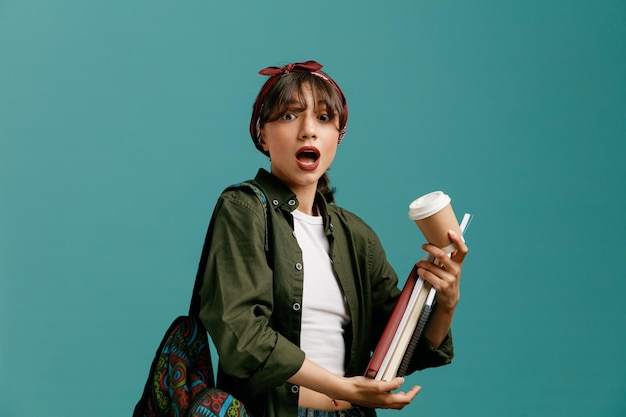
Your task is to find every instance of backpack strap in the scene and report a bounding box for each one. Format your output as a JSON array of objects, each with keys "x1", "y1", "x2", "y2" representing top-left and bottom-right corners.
[
  {"x1": 227, "y1": 181, "x2": 269, "y2": 251},
  {"x1": 189, "y1": 181, "x2": 269, "y2": 317}
]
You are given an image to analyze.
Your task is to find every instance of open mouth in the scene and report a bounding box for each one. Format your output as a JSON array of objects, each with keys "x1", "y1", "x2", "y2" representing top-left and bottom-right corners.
[
  {"x1": 295, "y1": 146, "x2": 320, "y2": 170},
  {"x1": 296, "y1": 147, "x2": 320, "y2": 163}
]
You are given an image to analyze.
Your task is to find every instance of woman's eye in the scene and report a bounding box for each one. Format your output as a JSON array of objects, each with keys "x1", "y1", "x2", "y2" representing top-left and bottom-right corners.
[
  {"x1": 281, "y1": 113, "x2": 296, "y2": 121},
  {"x1": 318, "y1": 114, "x2": 330, "y2": 122}
]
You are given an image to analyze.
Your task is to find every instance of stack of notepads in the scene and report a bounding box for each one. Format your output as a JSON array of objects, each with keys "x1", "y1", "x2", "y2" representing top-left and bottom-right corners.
[{"x1": 365, "y1": 213, "x2": 473, "y2": 381}]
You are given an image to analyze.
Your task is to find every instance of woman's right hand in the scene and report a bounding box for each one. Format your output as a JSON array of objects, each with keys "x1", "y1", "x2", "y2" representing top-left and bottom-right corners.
[
  {"x1": 290, "y1": 359, "x2": 420, "y2": 410},
  {"x1": 335, "y1": 375, "x2": 420, "y2": 410}
]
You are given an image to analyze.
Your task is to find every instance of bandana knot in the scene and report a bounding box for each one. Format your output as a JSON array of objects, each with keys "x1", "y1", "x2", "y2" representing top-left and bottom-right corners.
[{"x1": 258, "y1": 60, "x2": 324, "y2": 77}]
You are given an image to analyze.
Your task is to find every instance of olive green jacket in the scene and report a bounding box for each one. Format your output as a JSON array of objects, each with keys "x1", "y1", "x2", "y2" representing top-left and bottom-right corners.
[{"x1": 198, "y1": 169, "x2": 453, "y2": 417}]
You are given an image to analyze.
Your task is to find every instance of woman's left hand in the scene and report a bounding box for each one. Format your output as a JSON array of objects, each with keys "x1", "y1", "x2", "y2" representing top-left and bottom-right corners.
[{"x1": 416, "y1": 230, "x2": 468, "y2": 311}]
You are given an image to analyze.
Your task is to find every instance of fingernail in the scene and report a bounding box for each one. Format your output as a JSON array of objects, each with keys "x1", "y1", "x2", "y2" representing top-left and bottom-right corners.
[{"x1": 449, "y1": 230, "x2": 457, "y2": 238}]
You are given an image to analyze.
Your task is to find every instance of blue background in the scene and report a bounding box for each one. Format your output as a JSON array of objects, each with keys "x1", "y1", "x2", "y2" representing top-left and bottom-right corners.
[{"x1": 1, "y1": 1, "x2": 625, "y2": 416}]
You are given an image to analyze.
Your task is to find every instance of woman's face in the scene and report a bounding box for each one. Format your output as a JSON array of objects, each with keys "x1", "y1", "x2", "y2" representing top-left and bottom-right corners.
[{"x1": 260, "y1": 83, "x2": 340, "y2": 194}]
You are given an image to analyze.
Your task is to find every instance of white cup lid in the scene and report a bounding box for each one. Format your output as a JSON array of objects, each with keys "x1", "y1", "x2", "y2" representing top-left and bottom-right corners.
[{"x1": 408, "y1": 191, "x2": 451, "y2": 220}]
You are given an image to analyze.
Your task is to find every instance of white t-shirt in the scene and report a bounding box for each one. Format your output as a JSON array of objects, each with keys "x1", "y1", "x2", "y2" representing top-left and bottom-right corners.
[{"x1": 292, "y1": 209, "x2": 351, "y2": 376}]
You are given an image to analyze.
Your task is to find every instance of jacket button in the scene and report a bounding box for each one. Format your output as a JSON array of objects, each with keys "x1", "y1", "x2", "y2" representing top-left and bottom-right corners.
[
  {"x1": 288, "y1": 199, "x2": 296, "y2": 206},
  {"x1": 295, "y1": 262, "x2": 302, "y2": 271},
  {"x1": 272, "y1": 199, "x2": 279, "y2": 206},
  {"x1": 292, "y1": 303, "x2": 301, "y2": 311},
  {"x1": 291, "y1": 385, "x2": 299, "y2": 394}
]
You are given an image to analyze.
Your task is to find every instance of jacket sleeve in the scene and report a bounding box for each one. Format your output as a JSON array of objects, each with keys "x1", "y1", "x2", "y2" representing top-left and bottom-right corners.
[
  {"x1": 408, "y1": 331, "x2": 454, "y2": 371},
  {"x1": 198, "y1": 190, "x2": 305, "y2": 389}
]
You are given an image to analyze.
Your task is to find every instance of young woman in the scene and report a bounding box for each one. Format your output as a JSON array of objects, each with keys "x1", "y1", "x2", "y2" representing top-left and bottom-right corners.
[{"x1": 197, "y1": 60, "x2": 468, "y2": 417}]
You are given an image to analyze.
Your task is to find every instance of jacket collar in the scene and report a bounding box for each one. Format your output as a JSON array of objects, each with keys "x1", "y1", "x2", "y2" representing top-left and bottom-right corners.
[{"x1": 253, "y1": 168, "x2": 333, "y2": 235}]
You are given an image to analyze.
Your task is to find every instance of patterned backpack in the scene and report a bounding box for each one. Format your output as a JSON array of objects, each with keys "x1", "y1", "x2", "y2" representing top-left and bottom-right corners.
[{"x1": 133, "y1": 182, "x2": 268, "y2": 417}]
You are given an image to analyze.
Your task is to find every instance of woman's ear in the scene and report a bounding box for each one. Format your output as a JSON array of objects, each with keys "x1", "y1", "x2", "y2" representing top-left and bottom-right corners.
[{"x1": 258, "y1": 134, "x2": 269, "y2": 152}]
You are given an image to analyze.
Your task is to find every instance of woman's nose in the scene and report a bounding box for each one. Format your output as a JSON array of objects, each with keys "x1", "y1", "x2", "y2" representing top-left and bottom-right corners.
[{"x1": 299, "y1": 115, "x2": 317, "y2": 139}]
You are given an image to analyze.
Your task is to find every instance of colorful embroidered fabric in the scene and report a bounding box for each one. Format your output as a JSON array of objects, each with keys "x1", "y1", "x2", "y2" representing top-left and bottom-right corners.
[{"x1": 135, "y1": 316, "x2": 251, "y2": 417}]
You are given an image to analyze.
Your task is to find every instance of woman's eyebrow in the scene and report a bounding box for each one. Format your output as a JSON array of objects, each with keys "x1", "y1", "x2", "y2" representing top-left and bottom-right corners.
[
  {"x1": 282, "y1": 99, "x2": 307, "y2": 111},
  {"x1": 316, "y1": 100, "x2": 330, "y2": 109}
]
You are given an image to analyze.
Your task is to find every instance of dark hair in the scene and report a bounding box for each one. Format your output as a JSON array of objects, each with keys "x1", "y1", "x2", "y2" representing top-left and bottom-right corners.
[
  {"x1": 257, "y1": 72, "x2": 344, "y2": 203},
  {"x1": 316, "y1": 171, "x2": 336, "y2": 204},
  {"x1": 258, "y1": 73, "x2": 346, "y2": 135}
]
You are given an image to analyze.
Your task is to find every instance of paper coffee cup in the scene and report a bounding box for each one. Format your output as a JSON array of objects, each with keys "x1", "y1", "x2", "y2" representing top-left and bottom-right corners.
[{"x1": 408, "y1": 191, "x2": 462, "y2": 253}]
